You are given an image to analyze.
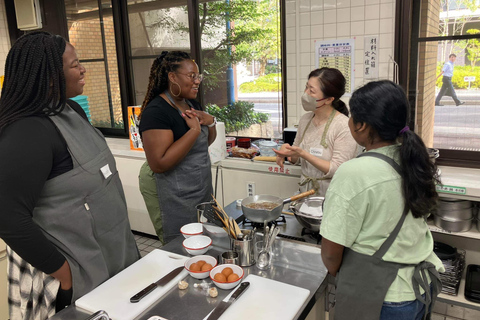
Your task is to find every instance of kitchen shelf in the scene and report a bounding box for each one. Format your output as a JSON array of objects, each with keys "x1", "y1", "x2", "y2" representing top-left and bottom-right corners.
[
  {"x1": 438, "y1": 273, "x2": 480, "y2": 311},
  {"x1": 428, "y1": 220, "x2": 480, "y2": 241}
]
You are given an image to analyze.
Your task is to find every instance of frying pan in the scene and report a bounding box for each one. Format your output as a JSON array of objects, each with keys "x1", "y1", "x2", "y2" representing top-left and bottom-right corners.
[{"x1": 241, "y1": 189, "x2": 315, "y2": 223}]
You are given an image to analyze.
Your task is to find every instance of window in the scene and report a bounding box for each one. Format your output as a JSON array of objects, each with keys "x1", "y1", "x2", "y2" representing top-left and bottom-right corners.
[
  {"x1": 65, "y1": 0, "x2": 123, "y2": 130},
  {"x1": 410, "y1": 0, "x2": 480, "y2": 168},
  {"x1": 127, "y1": 0, "x2": 191, "y2": 105},
  {"x1": 6, "y1": 0, "x2": 284, "y2": 139}
]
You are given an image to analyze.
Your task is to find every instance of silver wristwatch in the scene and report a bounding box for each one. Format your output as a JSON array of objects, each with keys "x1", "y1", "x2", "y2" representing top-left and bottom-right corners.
[{"x1": 207, "y1": 116, "x2": 217, "y2": 128}]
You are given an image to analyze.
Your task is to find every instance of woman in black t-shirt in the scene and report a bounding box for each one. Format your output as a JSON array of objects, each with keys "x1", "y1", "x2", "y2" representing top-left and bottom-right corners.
[{"x1": 139, "y1": 51, "x2": 217, "y2": 243}]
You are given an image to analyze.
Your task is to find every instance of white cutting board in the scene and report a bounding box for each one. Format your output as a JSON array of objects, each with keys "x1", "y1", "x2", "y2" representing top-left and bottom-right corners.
[
  {"x1": 203, "y1": 274, "x2": 310, "y2": 320},
  {"x1": 75, "y1": 249, "x2": 188, "y2": 320}
]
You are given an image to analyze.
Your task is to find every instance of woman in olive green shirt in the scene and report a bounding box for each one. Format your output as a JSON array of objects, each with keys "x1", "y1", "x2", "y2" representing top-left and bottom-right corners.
[{"x1": 320, "y1": 80, "x2": 443, "y2": 320}]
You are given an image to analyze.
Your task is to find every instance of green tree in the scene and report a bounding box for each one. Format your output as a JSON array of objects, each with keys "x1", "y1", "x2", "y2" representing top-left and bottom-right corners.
[
  {"x1": 466, "y1": 29, "x2": 480, "y2": 69},
  {"x1": 153, "y1": 1, "x2": 280, "y2": 90}
]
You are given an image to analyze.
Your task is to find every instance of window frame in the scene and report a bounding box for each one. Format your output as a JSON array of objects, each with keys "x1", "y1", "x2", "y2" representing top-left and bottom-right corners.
[
  {"x1": 400, "y1": 0, "x2": 480, "y2": 169},
  {"x1": 5, "y1": 0, "x2": 286, "y2": 138}
]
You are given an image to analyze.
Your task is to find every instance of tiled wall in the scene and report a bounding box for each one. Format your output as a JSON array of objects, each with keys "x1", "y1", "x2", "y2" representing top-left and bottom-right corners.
[
  {"x1": 0, "y1": 0, "x2": 11, "y2": 77},
  {"x1": 285, "y1": 0, "x2": 396, "y2": 127}
]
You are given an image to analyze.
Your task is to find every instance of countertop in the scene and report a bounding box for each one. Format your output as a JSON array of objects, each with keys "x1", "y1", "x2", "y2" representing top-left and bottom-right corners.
[{"x1": 50, "y1": 208, "x2": 327, "y2": 320}]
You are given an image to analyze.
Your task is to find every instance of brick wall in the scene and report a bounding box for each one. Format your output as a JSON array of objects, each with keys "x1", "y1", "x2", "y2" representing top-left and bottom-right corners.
[
  {"x1": 416, "y1": 0, "x2": 440, "y2": 147},
  {"x1": 68, "y1": 17, "x2": 122, "y2": 126}
]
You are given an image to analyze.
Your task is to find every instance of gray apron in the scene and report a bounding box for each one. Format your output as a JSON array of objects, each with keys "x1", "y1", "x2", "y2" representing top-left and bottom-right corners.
[
  {"x1": 155, "y1": 93, "x2": 213, "y2": 243},
  {"x1": 26, "y1": 103, "x2": 139, "y2": 302},
  {"x1": 334, "y1": 152, "x2": 442, "y2": 320}
]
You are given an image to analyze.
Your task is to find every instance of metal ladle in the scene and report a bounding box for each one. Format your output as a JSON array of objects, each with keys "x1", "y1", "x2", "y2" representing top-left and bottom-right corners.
[{"x1": 257, "y1": 227, "x2": 280, "y2": 270}]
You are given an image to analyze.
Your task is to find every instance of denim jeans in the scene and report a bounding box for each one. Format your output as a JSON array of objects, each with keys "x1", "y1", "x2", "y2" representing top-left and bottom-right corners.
[
  {"x1": 380, "y1": 298, "x2": 428, "y2": 320},
  {"x1": 380, "y1": 285, "x2": 432, "y2": 320}
]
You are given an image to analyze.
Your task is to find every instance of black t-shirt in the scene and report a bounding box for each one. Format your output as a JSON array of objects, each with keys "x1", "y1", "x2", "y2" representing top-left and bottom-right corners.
[
  {"x1": 139, "y1": 95, "x2": 202, "y2": 141},
  {"x1": 0, "y1": 100, "x2": 89, "y2": 274}
]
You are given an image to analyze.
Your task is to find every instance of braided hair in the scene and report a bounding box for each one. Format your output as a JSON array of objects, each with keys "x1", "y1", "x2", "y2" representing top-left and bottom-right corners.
[
  {"x1": 139, "y1": 51, "x2": 192, "y2": 119},
  {"x1": 0, "y1": 31, "x2": 67, "y2": 133}
]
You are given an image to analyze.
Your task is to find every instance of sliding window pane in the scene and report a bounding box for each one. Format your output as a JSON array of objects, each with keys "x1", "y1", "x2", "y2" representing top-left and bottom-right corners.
[
  {"x1": 200, "y1": 0, "x2": 282, "y2": 139},
  {"x1": 127, "y1": 0, "x2": 191, "y2": 105},
  {"x1": 66, "y1": 0, "x2": 123, "y2": 129}
]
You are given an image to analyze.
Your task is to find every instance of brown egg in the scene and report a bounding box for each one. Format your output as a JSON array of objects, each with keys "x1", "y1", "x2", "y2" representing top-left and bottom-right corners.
[
  {"x1": 196, "y1": 260, "x2": 206, "y2": 268},
  {"x1": 189, "y1": 262, "x2": 200, "y2": 271},
  {"x1": 227, "y1": 273, "x2": 239, "y2": 282},
  {"x1": 201, "y1": 263, "x2": 213, "y2": 271},
  {"x1": 214, "y1": 273, "x2": 227, "y2": 283},
  {"x1": 221, "y1": 267, "x2": 233, "y2": 277}
]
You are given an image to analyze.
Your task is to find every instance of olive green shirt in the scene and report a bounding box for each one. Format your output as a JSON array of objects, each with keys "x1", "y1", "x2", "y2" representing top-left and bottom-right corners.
[{"x1": 320, "y1": 145, "x2": 444, "y2": 302}]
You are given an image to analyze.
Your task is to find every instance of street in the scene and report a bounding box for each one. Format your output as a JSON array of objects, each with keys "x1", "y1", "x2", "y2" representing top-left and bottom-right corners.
[{"x1": 241, "y1": 91, "x2": 480, "y2": 150}]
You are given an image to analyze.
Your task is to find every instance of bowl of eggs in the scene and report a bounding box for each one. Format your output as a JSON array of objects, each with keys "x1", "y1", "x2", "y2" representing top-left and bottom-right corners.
[
  {"x1": 180, "y1": 223, "x2": 203, "y2": 238},
  {"x1": 182, "y1": 235, "x2": 212, "y2": 255},
  {"x1": 209, "y1": 264, "x2": 244, "y2": 290},
  {"x1": 184, "y1": 255, "x2": 217, "y2": 279}
]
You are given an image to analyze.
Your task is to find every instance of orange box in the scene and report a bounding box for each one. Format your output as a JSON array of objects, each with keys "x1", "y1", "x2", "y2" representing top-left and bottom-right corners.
[{"x1": 128, "y1": 106, "x2": 143, "y2": 151}]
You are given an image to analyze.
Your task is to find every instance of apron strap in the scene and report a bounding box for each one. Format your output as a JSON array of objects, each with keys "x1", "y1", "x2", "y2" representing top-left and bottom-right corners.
[
  {"x1": 412, "y1": 261, "x2": 442, "y2": 320},
  {"x1": 299, "y1": 174, "x2": 331, "y2": 194},
  {"x1": 297, "y1": 109, "x2": 337, "y2": 148},
  {"x1": 356, "y1": 152, "x2": 408, "y2": 259}
]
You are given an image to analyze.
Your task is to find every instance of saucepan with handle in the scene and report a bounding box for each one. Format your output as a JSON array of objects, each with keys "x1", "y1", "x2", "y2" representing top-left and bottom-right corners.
[{"x1": 241, "y1": 189, "x2": 315, "y2": 223}]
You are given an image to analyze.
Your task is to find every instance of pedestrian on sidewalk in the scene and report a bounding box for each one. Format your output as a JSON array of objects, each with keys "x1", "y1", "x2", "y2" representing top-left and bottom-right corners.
[{"x1": 435, "y1": 53, "x2": 464, "y2": 106}]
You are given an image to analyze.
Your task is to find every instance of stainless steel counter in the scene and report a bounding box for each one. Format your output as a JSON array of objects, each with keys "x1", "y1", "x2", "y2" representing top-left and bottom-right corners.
[{"x1": 50, "y1": 206, "x2": 327, "y2": 320}]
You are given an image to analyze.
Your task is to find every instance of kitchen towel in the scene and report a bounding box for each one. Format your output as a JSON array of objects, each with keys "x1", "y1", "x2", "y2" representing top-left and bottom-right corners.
[{"x1": 208, "y1": 122, "x2": 227, "y2": 164}]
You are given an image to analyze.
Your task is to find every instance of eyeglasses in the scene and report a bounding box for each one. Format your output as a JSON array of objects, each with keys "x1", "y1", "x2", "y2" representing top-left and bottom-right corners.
[{"x1": 176, "y1": 72, "x2": 204, "y2": 82}]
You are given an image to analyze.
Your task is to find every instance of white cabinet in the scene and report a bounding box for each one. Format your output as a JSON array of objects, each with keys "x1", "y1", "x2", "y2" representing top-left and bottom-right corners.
[{"x1": 0, "y1": 239, "x2": 8, "y2": 319}]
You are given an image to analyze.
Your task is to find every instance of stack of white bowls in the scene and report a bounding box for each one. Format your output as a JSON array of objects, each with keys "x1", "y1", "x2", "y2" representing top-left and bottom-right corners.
[{"x1": 434, "y1": 199, "x2": 474, "y2": 232}]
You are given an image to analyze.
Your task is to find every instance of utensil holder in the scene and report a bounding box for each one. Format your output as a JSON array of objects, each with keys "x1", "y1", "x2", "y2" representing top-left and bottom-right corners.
[{"x1": 230, "y1": 229, "x2": 255, "y2": 266}]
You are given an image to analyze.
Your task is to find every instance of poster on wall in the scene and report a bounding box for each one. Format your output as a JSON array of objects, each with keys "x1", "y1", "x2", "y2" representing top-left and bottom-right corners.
[
  {"x1": 128, "y1": 106, "x2": 143, "y2": 151},
  {"x1": 315, "y1": 38, "x2": 355, "y2": 94},
  {"x1": 364, "y1": 36, "x2": 379, "y2": 79}
]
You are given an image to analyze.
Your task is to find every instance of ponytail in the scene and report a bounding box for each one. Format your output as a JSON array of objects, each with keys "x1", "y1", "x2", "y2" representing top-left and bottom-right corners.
[
  {"x1": 399, "y1": 130, "x2": 439, "y2": 218},
  {"x1": 333, "y1": 99, "x2": 349, "y2": 117},
  {"x1": 350, "y1": 80, "x2": 439, "y2": 218}
]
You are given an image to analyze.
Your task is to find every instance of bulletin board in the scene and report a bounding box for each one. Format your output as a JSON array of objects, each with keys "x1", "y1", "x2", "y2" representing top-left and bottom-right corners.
[{"x1": 315, "y1": 39, "x2": 355, "y2": 94}]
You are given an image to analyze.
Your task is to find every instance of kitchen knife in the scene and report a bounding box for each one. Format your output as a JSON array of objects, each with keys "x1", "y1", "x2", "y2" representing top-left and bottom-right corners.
[
  {"x1": 206, "y1": 282, "x2": 250, "y2": 320},
  {"x1": 130, "y1": 266, "x2": 184, "y2": 303}
]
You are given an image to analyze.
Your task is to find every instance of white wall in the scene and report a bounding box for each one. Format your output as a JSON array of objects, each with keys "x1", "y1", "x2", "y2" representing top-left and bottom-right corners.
[{"x1": 285, "y1": 0, "x2": 396, "y2": 127}]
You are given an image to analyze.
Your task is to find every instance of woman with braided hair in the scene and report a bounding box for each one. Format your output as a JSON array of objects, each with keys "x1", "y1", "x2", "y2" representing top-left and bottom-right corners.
[
  {"x1": 0, "y1": 32, "x2": 139, "y2": 319},
  {"x1": 139, "y1": 51, "x2": 217, "y2": 243}
]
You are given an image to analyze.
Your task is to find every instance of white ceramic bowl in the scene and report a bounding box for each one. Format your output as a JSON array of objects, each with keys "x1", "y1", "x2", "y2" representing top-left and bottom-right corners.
[
  {"x1": 182, "y1": 235, "x2": 212, "y2": 255},
  {"x1": 209, "y1": 264, "x2": 244, "y2": 290},
  {"x1": 180, "y1": 223, "x2": 203, "y2": 238},
  {"x1": 184, "y1": 255, "x2": 218, "y2": 279}
]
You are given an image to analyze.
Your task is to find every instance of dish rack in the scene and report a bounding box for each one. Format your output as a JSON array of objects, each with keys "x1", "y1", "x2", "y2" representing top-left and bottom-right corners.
[{"x1": 439, "y1": 249, "x2": 466, "y2": 296}]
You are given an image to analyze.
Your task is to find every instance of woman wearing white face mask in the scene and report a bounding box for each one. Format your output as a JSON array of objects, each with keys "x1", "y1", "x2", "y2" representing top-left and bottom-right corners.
[{"x1": 274, "y1": 68, "x2": 358, "y2": 196}]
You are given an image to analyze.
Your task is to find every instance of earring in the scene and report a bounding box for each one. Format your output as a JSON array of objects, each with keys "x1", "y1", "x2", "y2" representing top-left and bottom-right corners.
[{"x1": 170, "y1": 81, "x2": 182, "y2": 97}]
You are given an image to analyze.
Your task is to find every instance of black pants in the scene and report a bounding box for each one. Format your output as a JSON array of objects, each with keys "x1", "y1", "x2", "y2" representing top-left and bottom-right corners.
[{"x1": 435, "y1": 76, "x2": 460, "y2": 105}]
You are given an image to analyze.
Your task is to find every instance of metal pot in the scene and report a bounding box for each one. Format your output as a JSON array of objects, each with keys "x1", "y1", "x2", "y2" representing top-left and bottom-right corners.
[
  {"x1": 241, "y1": 189, "x2": 315, "y2": 223},
  {"x1": 438, "y1": 199, "x2": 472, "y2": 211},
  {"x1": 436, "y1": 207, "x2": 473, "y2": 221},
  {"x1": 433, "y1": 214, "x2": 473, "y2": 233},
  {"x1": 289, "y1": 197, "x2": 324, "y2": 232}
]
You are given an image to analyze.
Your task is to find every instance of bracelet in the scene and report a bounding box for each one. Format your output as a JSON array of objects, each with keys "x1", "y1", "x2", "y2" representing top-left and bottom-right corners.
[{"x1": 207, "y1": 116, "x2": 217, "y2": 128}]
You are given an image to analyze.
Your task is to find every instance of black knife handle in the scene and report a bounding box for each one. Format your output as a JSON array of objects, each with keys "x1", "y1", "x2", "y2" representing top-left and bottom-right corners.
[
  {"x1": 231, "y1": 282, "x2": 250, "y2": 300},
  {"x1": 130, "y1": 283, "x2": 157, "y2": 303}
]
